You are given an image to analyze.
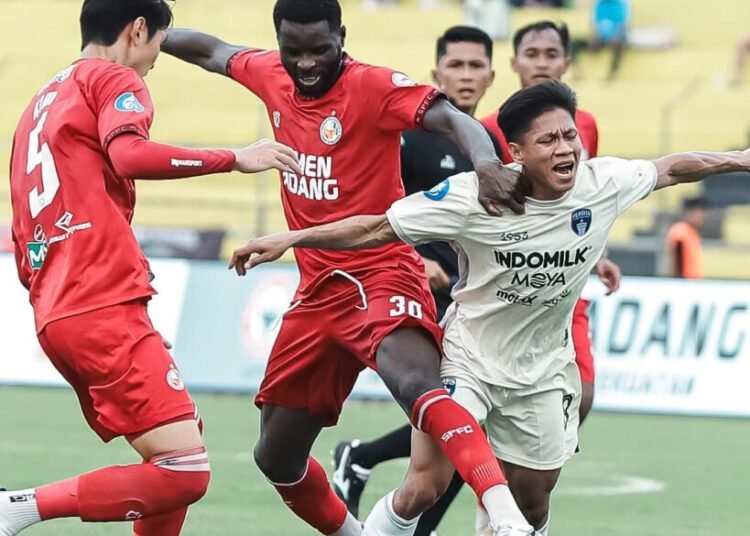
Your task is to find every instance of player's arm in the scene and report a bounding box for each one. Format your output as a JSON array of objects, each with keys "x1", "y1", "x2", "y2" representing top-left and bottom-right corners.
[
  {"x1": 161, "y1": 29, "x2": 247, "y2": 75},
  {"x1": 422, "y1": 99, "x2": 524, "y2": 216},
  {"x1": 107, "y1": 135, "x2": 302, "y2": 180},
  {"x1": 229, "y1": 215, "x2": 398, "y2": 276},
  {"x1": 652, "y1": 148, "x2": 750, "y2": 190}
]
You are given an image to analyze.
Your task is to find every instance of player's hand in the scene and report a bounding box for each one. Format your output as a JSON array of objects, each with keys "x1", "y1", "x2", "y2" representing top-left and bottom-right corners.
[
  {"x1": 232, "y1": 139, "x2": 302, "y2": 175},
  {"x1": 595, "y1": 257, "x2": 622, "y2": 295},
  {"x1": 228, "y1": 233, "x2": 295, "y2": 276},
  {"x1": 475, "y1": 160, "x2": 526, "y2": 216},
  {"x1": 423, "y1": 258, "x2": 451, "y2": 291}
]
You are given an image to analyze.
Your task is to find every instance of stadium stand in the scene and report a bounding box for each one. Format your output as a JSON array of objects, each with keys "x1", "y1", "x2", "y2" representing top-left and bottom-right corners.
[{"x1": 2, "y1": 0, "x2": 749, "y2": 274}]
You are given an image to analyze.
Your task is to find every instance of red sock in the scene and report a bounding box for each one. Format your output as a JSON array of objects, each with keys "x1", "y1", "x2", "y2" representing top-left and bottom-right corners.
[
  {"x1": 412, "y1": 389, "x2": 507, "y2": 497},
  {"x1": 36, "y1": 447, "x2": 210, "y2": 522},
  {"x1": 272, "y1": 457, "x2": 348, "y2": 535}
]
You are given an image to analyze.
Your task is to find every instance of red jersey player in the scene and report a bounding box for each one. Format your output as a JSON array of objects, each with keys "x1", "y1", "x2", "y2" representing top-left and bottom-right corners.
[
  {"x1": 1, "y1": 1, "x2": 299, "y2": 535},
  {"x1": 163, "y1": 1, "x2": 534, "y2": 535},
  {"x1": 480, "y1": 21, "x2": 621, "y2": 426}
]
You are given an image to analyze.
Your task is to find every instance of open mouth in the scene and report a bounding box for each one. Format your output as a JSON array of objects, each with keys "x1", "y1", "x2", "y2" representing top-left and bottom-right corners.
[
  {"x1": 298, "y1": 75, "x2": 321, "y2": 87},
  {"x1": 457, "y1": 88, "x2": 475, "y2": 98},
  {"x1": 552, "y1": 162, "x2": 575, "y2": 178}
]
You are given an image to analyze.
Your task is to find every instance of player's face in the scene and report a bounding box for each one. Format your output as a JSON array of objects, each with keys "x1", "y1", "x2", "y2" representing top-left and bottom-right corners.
[
  {"x1": 510, "y1": 108, "x2": 582, "y2": 200},
  {"x1": 512, "y1": 29, "x2": 569, "y2": 88},
  {"x1": 278, "y1": 20, "x2": 345, "y2": 97},
  {"x1": 129, "y1": 18, "x2": 164, "y2": 77},
  {"x1": 433, "y1": 42, "x2": 494, "y2": 115}
]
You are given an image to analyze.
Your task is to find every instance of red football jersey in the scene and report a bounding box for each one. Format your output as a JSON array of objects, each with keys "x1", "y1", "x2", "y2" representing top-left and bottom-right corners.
[
  {"x1": 481, "y1": 108, "x2": 599, "y2": 163},
  {"x1": 10, "y1": 59, "x2": 156, "y2": 332},
  {"x1": 227, "y1": 51, "x2": 440, "y2": 296}
]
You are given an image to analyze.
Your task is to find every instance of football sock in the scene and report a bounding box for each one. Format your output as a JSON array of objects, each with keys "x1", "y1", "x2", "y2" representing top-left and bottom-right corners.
[
  {"x1": 0, "y1": 489, "x2": 41, "y2": 534},
  {"x1": 132, "y1": 507, "x2": 188, "y2": 536},
  {"x1": 331, "y1": 512, "x2": 364, "y2": 536},
  {"x1": 474, "y1": 504, "x2": 491, "y2": 534},
  {"x1": 481, "y1": 485, "x2": 532, "y2": 530},
  {"x1": 363, "y1": 490, "x2": 420, "y2": 536},
  {"x1": 350, "y1": 424, "x2": 412, "y2": 470},
  {"x1": 270, "y1": 456, "x2": 349, "y2": 535},
  {"x1": 411, "y1": 389, "x2": 507, "y2": 497},
  {"x1": 35, "y1": 447, "x2": 210, "y2": 522}
]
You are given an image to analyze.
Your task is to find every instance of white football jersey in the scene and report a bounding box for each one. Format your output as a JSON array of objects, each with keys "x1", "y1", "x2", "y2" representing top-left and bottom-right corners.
[{"x1": 386, "y1": 158, "x2": 658, "y2": 388}]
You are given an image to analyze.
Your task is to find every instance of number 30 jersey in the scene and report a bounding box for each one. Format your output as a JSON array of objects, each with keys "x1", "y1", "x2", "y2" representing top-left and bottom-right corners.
[{"x1": 10, "y1": 59, "x2": 156, "y2": 332}]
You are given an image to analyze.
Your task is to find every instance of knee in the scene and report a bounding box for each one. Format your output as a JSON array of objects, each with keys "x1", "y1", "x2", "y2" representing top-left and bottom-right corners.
[
  {"x1": 182, "y1": 469, "x2": 211, "y2": 506},
  {"x1": 254, "y1": 438, "x2": 306, "y2": 484}
]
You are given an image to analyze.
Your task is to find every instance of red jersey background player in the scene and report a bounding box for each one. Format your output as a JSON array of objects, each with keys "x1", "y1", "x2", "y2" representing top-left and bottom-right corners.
[
  {"x1": 163, "y1": 1, "x2": 535, "y2": 535},
  {"x1": 2, "y1": 1, "x2": 299, "y2": 535},
  {"x1": 480, "y1": 21, "x2": 621, "y2": 425}
]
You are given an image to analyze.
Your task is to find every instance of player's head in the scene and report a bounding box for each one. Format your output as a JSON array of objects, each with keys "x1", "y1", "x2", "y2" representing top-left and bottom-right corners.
[
  {"x1": 433, "y1": 26, "x2": 495, "y2": 116},
  {"x1": 80, "y1": 0, "x2": 173, "y2": 77},
  {"x1": 511, "y1": 21, "x2": 570, "y2": 88},
  {"x1": 273, "y1": 0, "x2": 346, "y2": 97},
  {"x1": 499, "y1": 81, "x2": 581, "y2": 200},
  {"x1": 682, "y1": 196, "x2": 708, "y2": 229}
]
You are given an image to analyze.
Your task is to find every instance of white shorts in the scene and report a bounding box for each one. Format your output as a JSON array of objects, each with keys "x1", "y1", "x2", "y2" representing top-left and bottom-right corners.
[{"x1": 441, "y1": 359, "x2": 581, "y2": 471}]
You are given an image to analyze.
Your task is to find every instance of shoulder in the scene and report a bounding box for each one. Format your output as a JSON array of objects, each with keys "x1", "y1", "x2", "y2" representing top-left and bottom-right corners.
[{"x1": 349, "y1": 60, "x2": 424, "y2": 90}]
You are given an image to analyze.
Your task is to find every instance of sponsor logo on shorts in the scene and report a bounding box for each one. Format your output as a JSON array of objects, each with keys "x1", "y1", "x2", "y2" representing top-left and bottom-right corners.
[
  {"x1": 442, "y1": 377, "x2": 456, "y2": 396},
  {"x1": 125, "y1": 510, "x2": 144, "y2": 520},
  {"x1": 571, "y1": 208, "x2": 593, "y2": 236},
  {"x1": 272, "y1": 110, "x2": 281, "y2": 129},
  {"x1": 423, "y1": 178, "x2": 450, "y2": 201},
  {"x1": 166, "y1": 367, "x2": 185, "y2": 391},
  {"x1": 441, "y1": 425, "x2": 474, "y2": 443},
  {"x1": 114, "y1": 92, "x2": 145, "y2": 113},
  {"x1": 562, "y1": 393, "x2": 573, "y2": 430}
]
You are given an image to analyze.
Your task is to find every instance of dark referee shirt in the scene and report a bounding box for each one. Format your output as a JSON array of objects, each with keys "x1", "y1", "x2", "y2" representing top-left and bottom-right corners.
[{"x1": 400, "y1": 127, "x2": 502, "y2": 319}]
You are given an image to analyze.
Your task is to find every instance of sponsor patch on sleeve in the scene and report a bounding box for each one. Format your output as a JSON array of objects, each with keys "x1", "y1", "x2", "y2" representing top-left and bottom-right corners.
[{"x1": 114, "y1": 92, "x2": 145, "y2": 113}]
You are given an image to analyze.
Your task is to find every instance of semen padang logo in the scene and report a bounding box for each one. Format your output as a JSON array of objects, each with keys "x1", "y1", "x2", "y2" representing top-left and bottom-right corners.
[
  {"x1": 442, "y1": 377, "x2": 457, "y2": 396},
  {"x1": 571, "y1": 208, "x2": 592, "y2": 236}
]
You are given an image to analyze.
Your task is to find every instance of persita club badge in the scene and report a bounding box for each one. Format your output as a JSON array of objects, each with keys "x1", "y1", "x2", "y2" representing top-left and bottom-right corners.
[{"x1": 320, "y1": 113, "x2": 343, "y2": 145}]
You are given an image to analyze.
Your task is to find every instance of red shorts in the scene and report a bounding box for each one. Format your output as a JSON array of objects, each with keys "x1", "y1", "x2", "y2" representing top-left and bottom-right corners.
[
  {"x1": 256, "y1": 267, "x2": 442, "y2": 426},
  {"x1": 37, "y1": 299, "x2": 196, "y2": 442},
  {"x1": 572, "y1": 299, "x2": 595, "y2": 385}
]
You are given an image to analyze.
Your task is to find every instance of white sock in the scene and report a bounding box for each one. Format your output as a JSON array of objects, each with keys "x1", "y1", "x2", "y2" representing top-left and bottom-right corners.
[
  {"x1": 481, "y1": 484, "x2": 531, "y2": 530},
  {"x1": 330, "y1": 511, "x2": 364, "y2": 536},
  {"x1": 474, "y1": 505, "x2": 490, "y2": 533},
  {"x1": 0, "y1": 489, "x2": 42, "y2": 535},
  {"x1": 362, "y1": 490, "x2": 420, "y2": 536}
]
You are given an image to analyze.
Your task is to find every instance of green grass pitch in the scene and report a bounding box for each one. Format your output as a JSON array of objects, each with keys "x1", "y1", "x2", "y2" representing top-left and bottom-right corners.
[{"x1": 1, "y1": 386, "x2": 748, "y2": 535}]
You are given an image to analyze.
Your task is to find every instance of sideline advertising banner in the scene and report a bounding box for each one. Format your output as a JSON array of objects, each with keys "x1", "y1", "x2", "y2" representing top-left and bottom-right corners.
[{"x1": 587, "y1": 277, "x2": 750, "y2": 417}]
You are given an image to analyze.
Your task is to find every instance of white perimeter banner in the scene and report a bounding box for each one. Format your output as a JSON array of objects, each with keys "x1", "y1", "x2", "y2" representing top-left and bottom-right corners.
[
  {"x1": 0, "y1": 254, "x2": 189, "y2": 387},
  {"x1": 586, "y1": 276, "x2": 750, "y2": 417}
]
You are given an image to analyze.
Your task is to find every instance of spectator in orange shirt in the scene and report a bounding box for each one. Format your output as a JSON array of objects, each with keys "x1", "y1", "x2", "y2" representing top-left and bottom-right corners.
[{"x1": 666, "y1": 196, "x2": 707, "y2": 278}]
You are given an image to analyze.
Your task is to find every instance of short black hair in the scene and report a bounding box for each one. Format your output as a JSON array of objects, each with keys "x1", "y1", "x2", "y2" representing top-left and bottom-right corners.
[
  {"x1": 273, "y1": 0, "x2": 342, "y2": 33},
  {"x1": 80, "y1": 0, "x2": 173, "y2": 50},
  {"x1": 498, "y1": 81, "x2": 578, "y2": 143},
  {"x1": 436, "y1": 25, "x2": 493, "y2": 63},
  {"x1": 512, "y1": 21, "x2": 570, "y2": 55}
]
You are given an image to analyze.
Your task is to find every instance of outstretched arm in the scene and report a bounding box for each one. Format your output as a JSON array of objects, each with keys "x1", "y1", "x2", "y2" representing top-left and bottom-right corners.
[
  {"x1": 423, "y1": 99, "x2": 524, "y2": 216},
  {"x1": 653, "y1": 148, "x2": 750, "y2": 190},
  {"x1": 161, "y1": 29, "x2": 247, "y2": 75},
  {"x1": 229, "y1": 215, "x2": 398, "y2": 275}
]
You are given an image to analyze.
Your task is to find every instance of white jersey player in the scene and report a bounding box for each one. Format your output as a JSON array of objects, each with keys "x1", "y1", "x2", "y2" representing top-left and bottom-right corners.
[{"x1": 229, "y1": 81, "x2": 750, "y2": 536}]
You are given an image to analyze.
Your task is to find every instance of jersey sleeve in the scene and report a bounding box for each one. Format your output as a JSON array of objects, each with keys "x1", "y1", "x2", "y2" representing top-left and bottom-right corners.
[
  {"x1": 90, "y1": 66, "x2": 154, "y2": 150},
  {"x1": 593, "y1": 157, "x2": 658, "y2": 214},
  {"x1": 11, "y1": 230, "x2": 31, "y2": 290},
  {"x1": 386, "y1": 172, "x2": 477, "y2": 245},
  {"x1": 361, "y1": 67, "x2": 441, "y2": 131},
  {"x1": 226, "y1": 48, "x2": 273, "y2": 97}
]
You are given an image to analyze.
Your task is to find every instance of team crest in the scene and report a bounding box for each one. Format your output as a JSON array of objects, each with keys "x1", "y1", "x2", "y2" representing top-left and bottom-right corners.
[
  {"x1": 320, "y1": 114, "x2": 342, "y2": 145},
  {"x1": 442, "y1": 377, "x2": 456, "y2": 396},
  {"x1": 391, "y1": 72, "x2": 417, "y2": 87},
  {"x1": 423, "y1": 178, "x2": 450, "y2": 201},
  {"x1": 272, "y1": 110, "x2": 281, "y2": 129},
  {"x1": 114, "y1": 92, "x2": 145, "y2": 113},
  {"x1": 571, "y1": 208, "x2": 592, "y2": 236},
  {"x1": 166, "y1": 367, "x2": 185, "y2": 391}
]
